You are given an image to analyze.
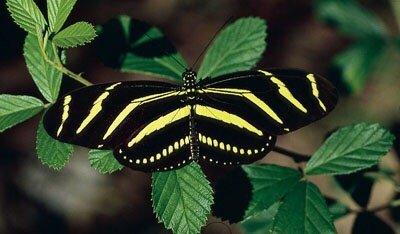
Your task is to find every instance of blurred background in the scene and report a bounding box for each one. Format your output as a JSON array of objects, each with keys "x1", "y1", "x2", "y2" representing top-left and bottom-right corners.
[{"x1": 1, "y1": 0, "x2": 400, "y2": 233}]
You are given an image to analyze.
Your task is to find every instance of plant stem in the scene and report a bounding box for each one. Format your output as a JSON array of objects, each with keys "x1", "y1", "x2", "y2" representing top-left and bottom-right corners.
[
  {"x1": 36, "y1": 29, "x2": 92, "y2": 87},
  {"x1": 272, "y1": 146, "x2": 310, "y2": 163}
]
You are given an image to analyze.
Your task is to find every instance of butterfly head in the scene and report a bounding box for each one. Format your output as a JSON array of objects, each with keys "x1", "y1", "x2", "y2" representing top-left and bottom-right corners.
[{"x1": 182, "y1": 69, "x2": 197, "y2": 89}]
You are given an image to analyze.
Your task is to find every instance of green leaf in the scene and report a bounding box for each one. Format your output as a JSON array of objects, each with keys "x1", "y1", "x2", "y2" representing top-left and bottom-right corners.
[
  {"x1": 270, "y1": 181, "x2": 336, "y2": 234},
  {"x1": 314, "y1": 0, "x2": 388, "y2": 38},
  {"x1": 36, "y1": 118, "x2": 74, "y2": 170},
  {"x1": 240, "y1": 203, "x2": 280, "y2": 234},
  {"x1": 305, "y1": 123, "x2": 395, "y2": 176},
  {"x1": 47, "y1": 0, "x2": 77, "y2": 33},
  {"x1": 96, "y1": 15, "x2": 187, "y2": 81},
  {"x1": 152, "y1": 162, "x2": 213, "y2": 234},
  {"x1": 24, "y1": 34, "x2": 62, "y2": 103},
  {"x1": 197, "y1": 17, "x2": 267, "y2": 80},
  {"x1": 6, "y1": 0, "x2": 47, "y2": 35},
  {"x1": 334, "y1": 38, "x2": 386, "y2": 92},
  {"x1": 53, "y1": 22, "x2": 97, "y2": 48},
  {"x1": 88, "y1": 149, "x2": 124, "y2": 174},
  {"x1": 0, "y1": 95, "x2": 44, "y2": 132},
  {"x1": 242, "y1": 164, "x2": 301, "y2": 218}
]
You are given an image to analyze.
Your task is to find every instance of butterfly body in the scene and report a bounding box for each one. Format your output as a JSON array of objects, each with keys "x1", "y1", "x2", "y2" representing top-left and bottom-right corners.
[{"x1": 43, "y1": 69, "x2": 338, "y2": 172}]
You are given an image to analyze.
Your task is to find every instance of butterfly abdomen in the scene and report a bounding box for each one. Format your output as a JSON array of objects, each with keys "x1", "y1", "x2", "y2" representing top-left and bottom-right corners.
[{"x1": 189, "y1": 106, "x2": 200, "y2": 160}]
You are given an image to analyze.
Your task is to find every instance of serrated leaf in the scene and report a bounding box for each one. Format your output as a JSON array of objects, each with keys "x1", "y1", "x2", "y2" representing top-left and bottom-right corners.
[
  {"x1": 36, "y1": 118, "x2": 73, "y2": 170},
  {"x1": 197, "y1": 17, "x2": 267, "y2": 80},
  {"x1": 96, "y1": 15, "x2": 187, "y2": 81},
  {"x1": 152, "y1": 162, "x2": 213, "y2": 234},
  {"x1": 53, "y1": 22, "x2": 97, "y2": 48},
  {"x1": 242, "y1": 164, "x2": 301, "y2": 219},
  {"x1": 270, "y1": 181, "x2": 336, "y2": 234},
  {"x1": 88, "y1": 149, "x2": 124, "y2": 174},
  {"x1": 352, "y1": 212, "x2": 395, "y2": 234},
  {"x1": 240, "y1": 203, "x2": 280, "y2": 234},
  {"x1": 0, "y1": 95, "x2": 44, "y2": 132},
  {"x1": 47, "y1": 0, "x2": 77, "y2": 33},
  {"x1": 315, "y1": 0, "x2": 388, "y2": 38},
  {"x1": 6, "y1": 0, "x2": 47, "y2": 35},
  {"x1": 334, "y1": 38, "x2": 386, "y2": 92},
  {"x1": 24, "y1": 34, "x2": 62, "y2": 103},
  {"x1": 305, "y1": 123, "x2": 395, "y2": 176}
]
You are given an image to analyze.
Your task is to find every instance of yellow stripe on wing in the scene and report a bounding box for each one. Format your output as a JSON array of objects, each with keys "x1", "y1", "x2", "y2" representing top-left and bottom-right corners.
[
  {"x1": 103, "y1": 91, "x2": 180, "y2": 140},
  {"x1": 269, "y1": 77, "x2": 308, "y2": 113},
  {"x1": 127, "y1": 105, "x2": 191, "y2": 147},
  {"x1": 57, "y1": 95, "x2": 72, "y2": 136},
  {"x1": 76, "y1": 83, "x2": 121, "y2": 134},
  {"x1": 307, "y1": 74, "x2": 327, "y2": 111},
  {"x1": 195, "y1": 105, "x2": 263, "y2": 136},
  {"x1": 202, "y1": 88, "x2": 283, "y2": 124}
]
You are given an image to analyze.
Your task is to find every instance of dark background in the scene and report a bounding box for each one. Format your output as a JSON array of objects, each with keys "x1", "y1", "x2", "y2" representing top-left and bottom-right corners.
[{"x1": 0, "y1": 0, "x2": 399, "y2": 233}]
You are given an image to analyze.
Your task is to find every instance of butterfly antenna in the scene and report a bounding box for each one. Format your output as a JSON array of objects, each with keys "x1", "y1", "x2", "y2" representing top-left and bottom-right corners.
[
  {"x1": 142, "y1": 31, "x2": 188, "y2": 71},
  {"x1": 191, "y1": 16, "x2": 234, "y2": 70}
]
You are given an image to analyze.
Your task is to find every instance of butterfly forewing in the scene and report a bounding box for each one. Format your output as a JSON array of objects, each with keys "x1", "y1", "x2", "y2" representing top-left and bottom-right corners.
[
  {"x1": 43, "y1": 81, "x2": 181, "y2": 149},
  {"x1": 198, "y1": 69, "x2": 338, "y2": 135}
]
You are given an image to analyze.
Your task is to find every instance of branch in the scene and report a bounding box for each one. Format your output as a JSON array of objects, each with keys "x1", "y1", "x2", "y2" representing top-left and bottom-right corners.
[
  {"x1": 36, "y1": 28, "x2": 92, "y2": 87},
  {"x1": 272, "y1": 146, "x2": 310, "y2": 163}
]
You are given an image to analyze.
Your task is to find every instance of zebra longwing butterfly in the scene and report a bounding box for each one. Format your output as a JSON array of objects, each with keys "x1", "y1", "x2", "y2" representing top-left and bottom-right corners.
[{"x1": 43, "y1": 68, "x2": 337, "y2": 172}]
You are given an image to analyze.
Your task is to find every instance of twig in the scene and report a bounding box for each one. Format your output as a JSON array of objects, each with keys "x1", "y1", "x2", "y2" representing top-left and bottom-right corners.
[
  {"x1": 36, "y1": 28, "x2": 92, "y2": 87},
  {"x1": 272, "y1": 146, "x2": 310, "y2": 163}
]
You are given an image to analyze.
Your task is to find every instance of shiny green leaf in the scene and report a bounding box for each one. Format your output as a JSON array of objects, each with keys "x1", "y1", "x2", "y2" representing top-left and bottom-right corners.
[
  {"x1": 242, "y1": 164, "x2": 301, "y2": 218},
  {"x1": 152, "y1": 162, "x2": 213, "y2": 234},
  {"x1": 24, "y1": 34, "x2": 62, "y2": 102},
  {"x1": 6, "y1": 0, "x2": 47, "y2": 35},
  {"x1": 47, "y1": 0, "x2": 77, "y2": 33},
  {"x1": 36, "y1": 118, "x2": 74, "y2": 170},
  {"x1": 197, "y1": 17, "x2": 267, "y2": 79},
  {"x1": 270, "y1": 182, "x2": 335, "y2": 234},
  {"x1": 305, "y1": 123, "x2": 395, "y2": 175},
  {"x1": 88, "y1": 149, "x2": 124, "y2": 174},
  {"x1": 0, "y1": 95, "x2": 44, "y2": 132},
  {"x1": 53, "y1": 22, "x2": 97, "y2": 48}
]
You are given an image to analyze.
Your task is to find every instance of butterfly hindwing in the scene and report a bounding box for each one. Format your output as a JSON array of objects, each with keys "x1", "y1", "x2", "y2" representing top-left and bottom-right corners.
[
  {"x1": 43, "y1": 81, "x2": 181, "y2": 149},
  {"x1": 198, "y1": 69, "x2": 338, "y2": 135},
  {"x1": 194, "y1": 102, "x2": 276, "y2": 165},
  {"x1": 114, "y1": 105, "x2": 192, "y2": 172}
]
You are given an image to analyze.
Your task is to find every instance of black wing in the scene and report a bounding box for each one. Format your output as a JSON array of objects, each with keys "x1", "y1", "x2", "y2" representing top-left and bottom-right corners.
[
  {"x1": 44, "y1": 81, "x2": 189, "y2": 171},
  {"x1": 114, "y1": 105, "x2": 192, "y2": 172},
  {"x1": 194, "y1": 101, "x2": 277, "y2": 166},
  {"x1": 197, "y1": 69, "x2": 338, "y2": 135},
  {"x1": 194, "y1": 69, "x2": 337, "y2": 165}
]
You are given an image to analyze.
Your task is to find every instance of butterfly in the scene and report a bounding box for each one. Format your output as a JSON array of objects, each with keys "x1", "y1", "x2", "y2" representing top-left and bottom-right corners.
[{"x1": 43, "y1": 67, "x2": 338, "y2": 172}]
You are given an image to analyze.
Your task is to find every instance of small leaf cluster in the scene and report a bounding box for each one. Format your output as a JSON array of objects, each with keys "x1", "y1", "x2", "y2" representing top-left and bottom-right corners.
[
  {"x1": 240, "y1": 123, "x2": 394, "y2": 233},
  {"x1": 1, "y1": 1, "x2": 397, "y2": 233},
  {"x1": 314, "y1": 0, "x2": 400, "y2": 93},
  {"x1": 3, "y1": 0, "x2": 110, "y2": 172}
]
